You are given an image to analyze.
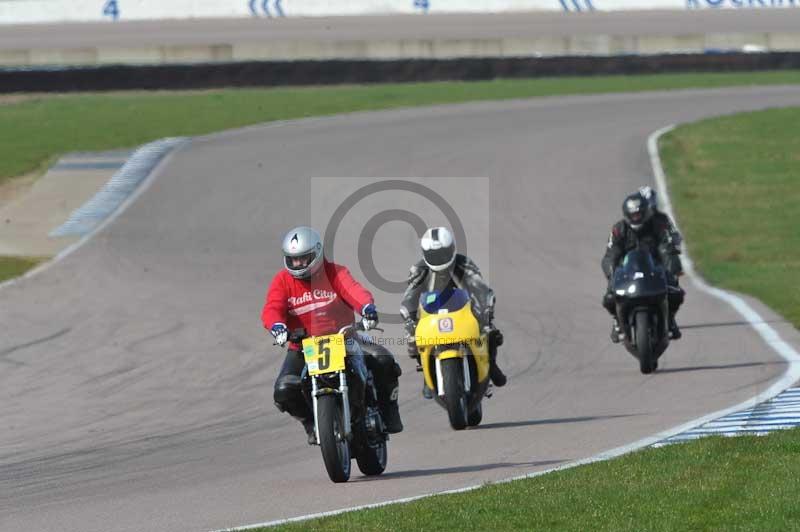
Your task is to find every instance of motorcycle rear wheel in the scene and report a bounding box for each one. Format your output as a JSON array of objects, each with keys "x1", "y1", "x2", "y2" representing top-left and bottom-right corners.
[
  {"x1": 356, "y1": 439, "x2": 387, "y2": 476},
  {"x1": 442, "y1": 358, "x2": 468, "y2": 430},
  {"x1": 317, "y1": 394, "x2": 351, "y2": 483}
]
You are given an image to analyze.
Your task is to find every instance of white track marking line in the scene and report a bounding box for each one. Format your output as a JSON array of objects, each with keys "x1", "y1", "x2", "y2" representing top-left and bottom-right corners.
[
  {"x1": 213, "y1": 123, "x2": 800, "y2": 532},
  {"x1": 50, "y1": 138, "x2": 186, "y2": 237},
  {"x1": 0, "y1": 138, "x2": 188, "y2": 292}
]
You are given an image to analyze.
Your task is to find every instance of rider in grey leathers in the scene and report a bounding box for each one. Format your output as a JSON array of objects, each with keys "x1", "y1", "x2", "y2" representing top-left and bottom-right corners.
[{"x1": 400, "y1": 227, "x2": 507, "y2": 397}]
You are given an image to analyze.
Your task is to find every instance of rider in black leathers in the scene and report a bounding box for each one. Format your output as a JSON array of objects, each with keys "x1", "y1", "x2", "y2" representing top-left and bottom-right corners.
[
  {"x1": 400, "y1": 227, "x2": 507, "y2": 396},
  {"x1": 602, "y1": 186, "x2": 685, "y2": 343}
]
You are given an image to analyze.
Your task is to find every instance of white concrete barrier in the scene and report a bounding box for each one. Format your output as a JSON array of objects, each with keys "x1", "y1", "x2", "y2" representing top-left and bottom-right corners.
[{"x1": 1, "y1": 0, "x2": 798, "y2": 25}]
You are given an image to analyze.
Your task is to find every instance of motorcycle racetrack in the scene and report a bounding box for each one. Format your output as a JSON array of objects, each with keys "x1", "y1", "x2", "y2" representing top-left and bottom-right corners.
[{"x1": 2, "y1": 86, "x2": 800, "y2": 531}]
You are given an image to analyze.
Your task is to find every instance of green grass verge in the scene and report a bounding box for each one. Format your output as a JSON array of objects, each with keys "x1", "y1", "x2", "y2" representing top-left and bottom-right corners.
[
  {"x1": 266, "y1": 428, "x2": 800, "y2": 531},
  {"x1": 660, "y1": 107, "x2": 800, "y2": 329},
  {"x1": 0, "y1": 256, "x2": 42, "y2": 283},
  {"x1": 2, "y1": 70, "x2": 800, "y2": 182},
  {"x1": 4, "y1": 70, "x2": 796, "y2": 282}
]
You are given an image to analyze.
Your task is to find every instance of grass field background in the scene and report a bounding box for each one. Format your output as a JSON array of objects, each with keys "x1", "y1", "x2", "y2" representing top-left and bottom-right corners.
[
  {"x1": 2, "y1": 70, "x2": 800, "y2": 182},
  {"x1": 660, "y1": 108, "x2": 800, "y2": 329},
  {"x1": 267, "y1": 428, "x2": 800, "y2": 531},
  {"x1": 0, "y1": 255, "x2": 41, "y2": 283},
  {"x1": 2, "y1": 70, "x2": 800, "y2": 282}
]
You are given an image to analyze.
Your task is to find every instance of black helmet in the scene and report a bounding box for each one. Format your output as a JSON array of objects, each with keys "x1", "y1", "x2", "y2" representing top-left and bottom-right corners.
[{"x1": 622, "y1": 191, "x2": 653, "y2": 231}]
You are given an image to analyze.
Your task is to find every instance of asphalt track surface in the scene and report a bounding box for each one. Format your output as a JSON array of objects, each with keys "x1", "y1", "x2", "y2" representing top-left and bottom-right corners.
[
  {"x1": 3, "y1": 11, "x2": 800, "y2": 50},
  {"x1": 2, "y1": 86, "x2": 800, "y2": 531}
]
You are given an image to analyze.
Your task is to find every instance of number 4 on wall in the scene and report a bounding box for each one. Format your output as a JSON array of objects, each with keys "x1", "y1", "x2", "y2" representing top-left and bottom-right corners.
[{"x1": 103, "y1": 0, "x2": 120, "y2": 20}]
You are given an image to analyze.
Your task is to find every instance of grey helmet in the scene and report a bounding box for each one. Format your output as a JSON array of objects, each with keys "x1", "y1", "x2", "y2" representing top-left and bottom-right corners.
[
  {"x1": 282, "y1": 226, "x2": 324, "y2": 279},
  {"x1": 421, "y1": 226, "x2": 456, "y2": 272}
]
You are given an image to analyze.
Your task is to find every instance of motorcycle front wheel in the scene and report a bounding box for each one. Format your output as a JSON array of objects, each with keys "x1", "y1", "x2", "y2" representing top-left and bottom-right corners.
[
  {"x1": 442, "y1": 357, "x2": 468, "y2": 430},
  {"x1": 635, "y1": 310, "x2": 656, "y2": 374},
  {"x1": 317, "y1": 394, "x2": 351, "y2": 483}
]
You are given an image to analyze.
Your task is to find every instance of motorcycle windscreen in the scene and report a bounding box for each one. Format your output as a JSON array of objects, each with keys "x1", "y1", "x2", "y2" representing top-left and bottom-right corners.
[
  {"x1": 420, "y1": 288, "x2": 470, "y2": 314},
  {"x1": 613, "y1": 249, "x2": 667, "y2": 297}
]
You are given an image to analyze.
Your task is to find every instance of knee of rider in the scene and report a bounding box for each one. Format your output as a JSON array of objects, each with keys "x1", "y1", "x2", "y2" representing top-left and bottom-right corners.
[
  {"x1": 346, "y1": 342, "x2": 368, "y2": 382},
  {"x1": 371, "y1": 343, "x2": 395, "y2": 359},
  {"x1": 273, "y1": 375, "x2": 302, "y2": 404},
  {"x1": 373, "y1": 354, "x2": 402, "y2": 377},
  {"x1": 494, "y1": 328, "x2": 504, "y2": 347},
  {"x1": 670, "y1": 289, "x2": 685, "y2": 305},
  {"x1": 407, "y1": 344, "x2": 419, "y2": 359},
  {"x1": 380, "y1": 358, "x2": 402, "y2": 379}
]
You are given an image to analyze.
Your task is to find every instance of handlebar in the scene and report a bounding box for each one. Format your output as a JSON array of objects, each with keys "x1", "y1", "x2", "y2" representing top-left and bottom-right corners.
[
  {"x1": 338, "y1": 322, "x2": 384, "y2": 334},
  {"x1": 281, "y1": 322, "x2": 383, "y2": 346}
]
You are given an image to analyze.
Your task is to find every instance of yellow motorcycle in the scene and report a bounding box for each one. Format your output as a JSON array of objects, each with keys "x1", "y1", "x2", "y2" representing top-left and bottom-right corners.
[{"x1": 415, "y1": 288, "x2": 491, "y2": 430}]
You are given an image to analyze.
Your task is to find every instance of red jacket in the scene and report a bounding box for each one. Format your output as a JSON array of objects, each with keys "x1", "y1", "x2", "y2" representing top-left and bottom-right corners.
[{"x1": 262, "y1": 260, "x2": 373, "y2": 343}]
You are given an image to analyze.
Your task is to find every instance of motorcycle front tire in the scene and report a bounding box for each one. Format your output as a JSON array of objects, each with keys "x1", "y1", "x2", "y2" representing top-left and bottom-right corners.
[
  {"x1": 442, "y1": 358, "x2": 468, "y2": 430},
  {"x1": 317, "y1": 394, "x2": 351, "y2": 483},
  {"x1": 636, "y1": 310, "x2": 656, "y2": 374}
]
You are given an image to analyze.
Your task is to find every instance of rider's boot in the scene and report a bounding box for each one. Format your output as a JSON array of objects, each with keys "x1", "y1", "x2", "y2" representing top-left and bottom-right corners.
[
  {"x1": 381, "y1": 400, "x2": 403, "y2": 434},
  {"x1": 488, "y1": 329, "x2": 507, "y2": 387},
  {"x1": 489, "y1": 360, "x2": 507, "y2": 387},
  {"x1": 422, "y1": 383, "x2": 434, "y2": 399},
  {"x1": 409, "y1": 348, "x2": 432, "y2": 399},
  {"x1": 378, "y1": 385, "x2": 404, "y2": 434},
  {"x1": 610, "y1": 317, "x2": 622, "y2": 343},
  {"x1": 669, "y1": 314, "x2": 682, "y2": 340},
  {"x1": 370, "y1": 355, "x2": 404, "y2": 433},
  {"x1": 301, "y1": 418, "x2": 316, "y2": 445},
  {"x1": 418, "y1": 365, "x2": 434, "y2": 398}
]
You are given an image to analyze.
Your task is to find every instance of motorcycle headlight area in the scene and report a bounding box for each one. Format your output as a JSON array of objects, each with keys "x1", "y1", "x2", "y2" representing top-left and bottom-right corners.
[{"x1": 616, "y1": 284, "x2": 637, "y2": 295}]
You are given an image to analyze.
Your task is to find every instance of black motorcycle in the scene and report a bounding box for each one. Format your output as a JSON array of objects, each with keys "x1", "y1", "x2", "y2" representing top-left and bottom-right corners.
[
  {"x1": 612, "y1": 246, "x2": 670, "y2": 374},
  {"x1": 289, "y1": 323, "x2": 389, "y2": 483}
]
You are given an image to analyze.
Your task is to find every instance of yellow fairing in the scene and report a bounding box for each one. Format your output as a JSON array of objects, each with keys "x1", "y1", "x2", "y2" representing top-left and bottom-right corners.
[
  {"x1": 415, "y1": 305, "x2": 480, "y2": 346},
  {"x1": 471, "y1": 336, "x2": 490, "y2": 384},
  {"x1": 416, "y1": 304, "x2": 491, "y2": 388}
]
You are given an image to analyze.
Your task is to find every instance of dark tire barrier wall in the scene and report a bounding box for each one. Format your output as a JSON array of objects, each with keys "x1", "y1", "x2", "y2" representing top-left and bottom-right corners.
[{"x1": 2, "y1": 52, "x2": 800, "y2": 93}]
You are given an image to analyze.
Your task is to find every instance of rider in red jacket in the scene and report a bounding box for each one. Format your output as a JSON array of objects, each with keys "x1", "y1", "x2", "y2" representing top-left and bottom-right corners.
[
  {"x1": 262, "y1": 261, "x2": 374, "y2": 349},
  {"x1": 263, "y1": 226, "x2": 403, "y2": 444}
]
